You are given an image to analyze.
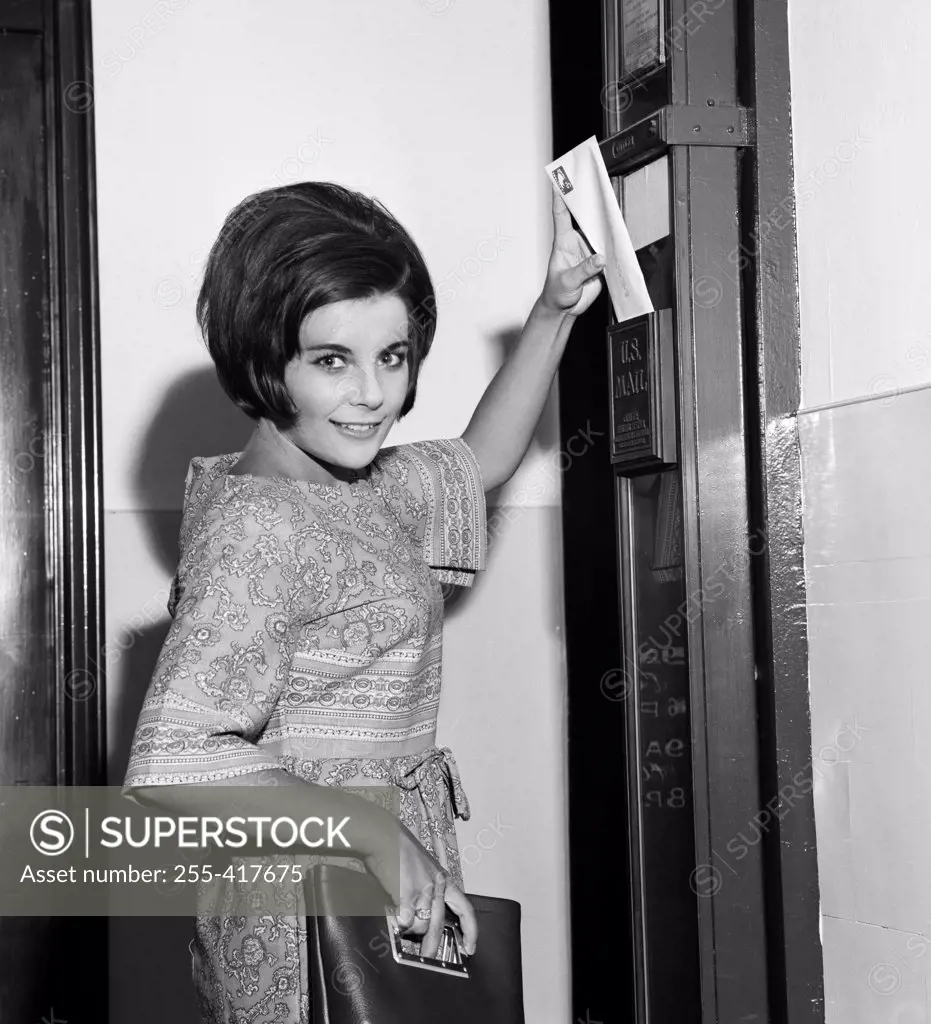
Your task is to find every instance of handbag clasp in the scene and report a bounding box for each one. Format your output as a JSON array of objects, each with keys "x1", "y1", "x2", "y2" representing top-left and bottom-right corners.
[{"x1": 385, "y1": 911, "x2": 471, "y2": 978}]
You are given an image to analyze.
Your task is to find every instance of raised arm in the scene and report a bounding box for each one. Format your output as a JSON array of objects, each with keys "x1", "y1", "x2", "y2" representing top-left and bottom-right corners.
[{"x1": 462, "y1": 187, "x2": 605, "y2": 492}]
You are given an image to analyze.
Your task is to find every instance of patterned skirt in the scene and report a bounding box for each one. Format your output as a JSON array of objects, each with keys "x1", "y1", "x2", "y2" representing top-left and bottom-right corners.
[{"x1": 189, "y1": 745, "x2": 470, "y2": 1024}]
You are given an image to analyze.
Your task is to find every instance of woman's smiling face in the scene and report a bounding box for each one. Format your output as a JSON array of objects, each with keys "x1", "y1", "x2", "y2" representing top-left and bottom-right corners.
[{"x1": 280, "y1": 292, "x2": 411, "y2": 470}]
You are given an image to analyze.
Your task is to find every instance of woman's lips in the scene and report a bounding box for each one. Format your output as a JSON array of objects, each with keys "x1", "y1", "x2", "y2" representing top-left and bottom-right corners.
[{"x1": 330, "y1": 419, "x2": 382, "y2": 439}]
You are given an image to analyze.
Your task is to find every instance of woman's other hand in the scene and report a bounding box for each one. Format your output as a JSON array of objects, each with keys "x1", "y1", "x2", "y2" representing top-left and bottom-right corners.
[
  {"x1": 539, "y1": 186, "x2": 605, "y2": 318},
  {"x1": 364, "y1": 818, "x2": 478, "y2": 959}
]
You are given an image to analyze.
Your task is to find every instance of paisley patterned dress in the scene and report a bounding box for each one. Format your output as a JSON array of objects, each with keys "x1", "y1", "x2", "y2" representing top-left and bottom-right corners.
[{"x1": 122, "y1": 437, "x2": 487, "y2": 1024}]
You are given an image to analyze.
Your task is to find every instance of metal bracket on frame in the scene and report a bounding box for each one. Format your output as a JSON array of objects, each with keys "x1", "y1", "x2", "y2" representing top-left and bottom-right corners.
[{"x1": 600, "y1": 103, "x2": 753, "y2": 176}]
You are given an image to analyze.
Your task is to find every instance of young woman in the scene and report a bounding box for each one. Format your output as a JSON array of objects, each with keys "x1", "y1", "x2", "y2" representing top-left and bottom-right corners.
[{"x1": 122, "y1": 180, "x2": 604, "y2": 1023}]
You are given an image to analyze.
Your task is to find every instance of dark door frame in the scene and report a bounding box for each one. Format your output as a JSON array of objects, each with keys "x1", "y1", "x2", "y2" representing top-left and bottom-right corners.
[
  {"x1": 0, "y1": 0, "x2": 105, "y2": 783},
  {"x1": 0, "y1": 0, "x2": 106, "y2": 1017},
  {"x1": 47, "y1": 0, "x2": 107, "y2": 789},
  {"x1": 553, "y1": 1, "x2": 823, "y2": 1021}
]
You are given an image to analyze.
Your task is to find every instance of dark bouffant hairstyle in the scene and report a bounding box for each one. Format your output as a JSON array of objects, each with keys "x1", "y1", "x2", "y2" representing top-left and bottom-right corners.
[{"x1": 196, "y1": 181, "x2": 436, "y2": 423}]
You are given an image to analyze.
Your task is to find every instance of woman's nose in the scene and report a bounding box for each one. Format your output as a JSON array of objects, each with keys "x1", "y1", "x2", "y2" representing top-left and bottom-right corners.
[
  {"x1": 336, "y1": 366, "x2": 383, "y2": 408},
  {"x1": 360, "y1": 366, "x2": 386, "y2": 407}
]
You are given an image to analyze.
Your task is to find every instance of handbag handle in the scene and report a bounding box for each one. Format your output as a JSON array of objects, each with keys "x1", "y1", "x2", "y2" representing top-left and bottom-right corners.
[{"x1": 384, "y1": 910, "x2": 471, "y2": 978}]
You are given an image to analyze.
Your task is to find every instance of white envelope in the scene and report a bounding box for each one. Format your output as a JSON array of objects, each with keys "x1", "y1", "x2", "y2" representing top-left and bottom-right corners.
[{"x1": 545, "y1": 136, "x2": 653, "y2": 323}]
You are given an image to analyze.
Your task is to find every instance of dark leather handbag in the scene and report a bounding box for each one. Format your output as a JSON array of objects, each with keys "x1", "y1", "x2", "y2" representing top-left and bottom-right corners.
[{"x1": 303, "y1": 863, "x2": 525, "y2": 1023}]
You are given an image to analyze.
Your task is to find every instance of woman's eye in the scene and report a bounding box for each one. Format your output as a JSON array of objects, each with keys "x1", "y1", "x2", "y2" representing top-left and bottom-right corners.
[
  {"x1": 383, "y1": 350, "x2": 408, "y2": 367},
  {"x1": 314, "y1": 354, "x2": 345, "y2": 370}
]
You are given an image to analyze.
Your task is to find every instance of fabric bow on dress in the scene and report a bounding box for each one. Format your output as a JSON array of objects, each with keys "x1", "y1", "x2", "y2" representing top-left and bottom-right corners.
[{"x1": 388, "y1": 745, "x2": 472, "y2": 822}]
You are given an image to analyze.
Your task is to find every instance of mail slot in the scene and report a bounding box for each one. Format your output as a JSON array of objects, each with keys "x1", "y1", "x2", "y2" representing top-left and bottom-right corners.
[{"x1": 607, "y1": 308, "x2": 677, "y2": 474}]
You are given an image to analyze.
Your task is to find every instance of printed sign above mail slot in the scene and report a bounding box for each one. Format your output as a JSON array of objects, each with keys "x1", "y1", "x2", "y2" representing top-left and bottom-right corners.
[{"x1": 608, "y1": 308, "x2": 678, "y2": 474}]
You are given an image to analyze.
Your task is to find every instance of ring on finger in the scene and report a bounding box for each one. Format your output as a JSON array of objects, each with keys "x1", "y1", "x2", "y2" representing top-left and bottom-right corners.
[{"x1": 414, "y1": 905, "x2": 432, "y2": 921}]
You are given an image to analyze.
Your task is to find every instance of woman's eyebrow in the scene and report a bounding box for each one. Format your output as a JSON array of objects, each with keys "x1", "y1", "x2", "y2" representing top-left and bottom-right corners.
[
  {"x1": 303, "y1": 339, "x2": 410, "y2": 353},
  {"x1": 303, "y1": 342, "x2": 353, "y2": 353}
]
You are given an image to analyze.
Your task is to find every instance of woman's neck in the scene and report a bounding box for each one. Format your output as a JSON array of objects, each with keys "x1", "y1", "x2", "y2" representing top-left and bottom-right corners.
[{"x1": 234, "y1": 419, "x2": 363, "y2": 485}]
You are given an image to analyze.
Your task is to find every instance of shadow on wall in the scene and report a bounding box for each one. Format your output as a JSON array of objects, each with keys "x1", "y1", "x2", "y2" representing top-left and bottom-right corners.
[
  {"x1": 134, "y1": 367, "x2": 255, "y2": 542},
  {"x1": 483, "y1": 326, "x2": 565, "y2": 636},
  {"x1": 112, "y1": 367, "x2": 253, "y2": 776},
  {"x1": 110, "y1": 367, "x2": 251, "y2": 1024}
]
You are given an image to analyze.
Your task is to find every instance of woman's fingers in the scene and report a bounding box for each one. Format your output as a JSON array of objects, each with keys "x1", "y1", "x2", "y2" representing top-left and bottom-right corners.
[
  {"x1": 394, "y1": 899, "x2": 415, "y2": 930},
  {"x1": 405, "y1": 878, "x2": 434, "y2": 936},
  {"x1": 419, "y1": 872, "x2": 447, "y2": 959},
  {"x1": 444, "y1": 883, "x2": 478, "y2": 957},
  {"x1": 559, "y1": 252, "x2": 605, "y2": 302},
  {"x1": 575, "y1": 232, "x2": 594, "y2": 259},
  {"x1": 575, "y1": 251, "x2": 606, "y2": 284},
  {"x1": 551, "y1": 186, "x2": 574, "y2": 238},
  {"x1": 393, "y1": 865, "x2": 478, "y2": 961}
]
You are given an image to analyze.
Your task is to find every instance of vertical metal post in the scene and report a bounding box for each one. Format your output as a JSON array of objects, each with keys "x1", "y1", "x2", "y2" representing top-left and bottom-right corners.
[
  {"x1": 667, "y1": 2, "x2": 772, "y2": 1018},
  {"x1": 744, "y1": 2, "x2": 825, "y2": 1020}
]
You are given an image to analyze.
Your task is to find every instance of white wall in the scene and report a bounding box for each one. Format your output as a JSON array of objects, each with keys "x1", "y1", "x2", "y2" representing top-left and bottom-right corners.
[
  {"x1": 789, "y1": 1, "x2": 931, "y2": 1020},
  {"x1": 91, "y1": 2, "x2": 569, "y2": 1021}
]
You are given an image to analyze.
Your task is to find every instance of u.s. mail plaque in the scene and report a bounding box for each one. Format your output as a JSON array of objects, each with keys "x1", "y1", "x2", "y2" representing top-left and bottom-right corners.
[{"x1": 607, "y1": 308, "x2": 677, "y2": 474}]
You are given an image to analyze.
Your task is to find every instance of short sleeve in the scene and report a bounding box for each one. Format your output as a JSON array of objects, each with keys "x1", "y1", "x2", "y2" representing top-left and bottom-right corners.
[
  {"x1": 167, "y1": 455, "x2": 239, "y2": 617},
  {"x1": 122, "y1": 483, "x2": 321, "y2": 796},
  {"x1": 375, "y1": 436, "x2": 487, "y2": 588}
]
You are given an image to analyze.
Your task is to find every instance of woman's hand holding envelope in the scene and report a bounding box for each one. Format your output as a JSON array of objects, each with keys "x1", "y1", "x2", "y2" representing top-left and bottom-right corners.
[{"x1": 539, "y1": 186, "x2": 606, "y2": 318}]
